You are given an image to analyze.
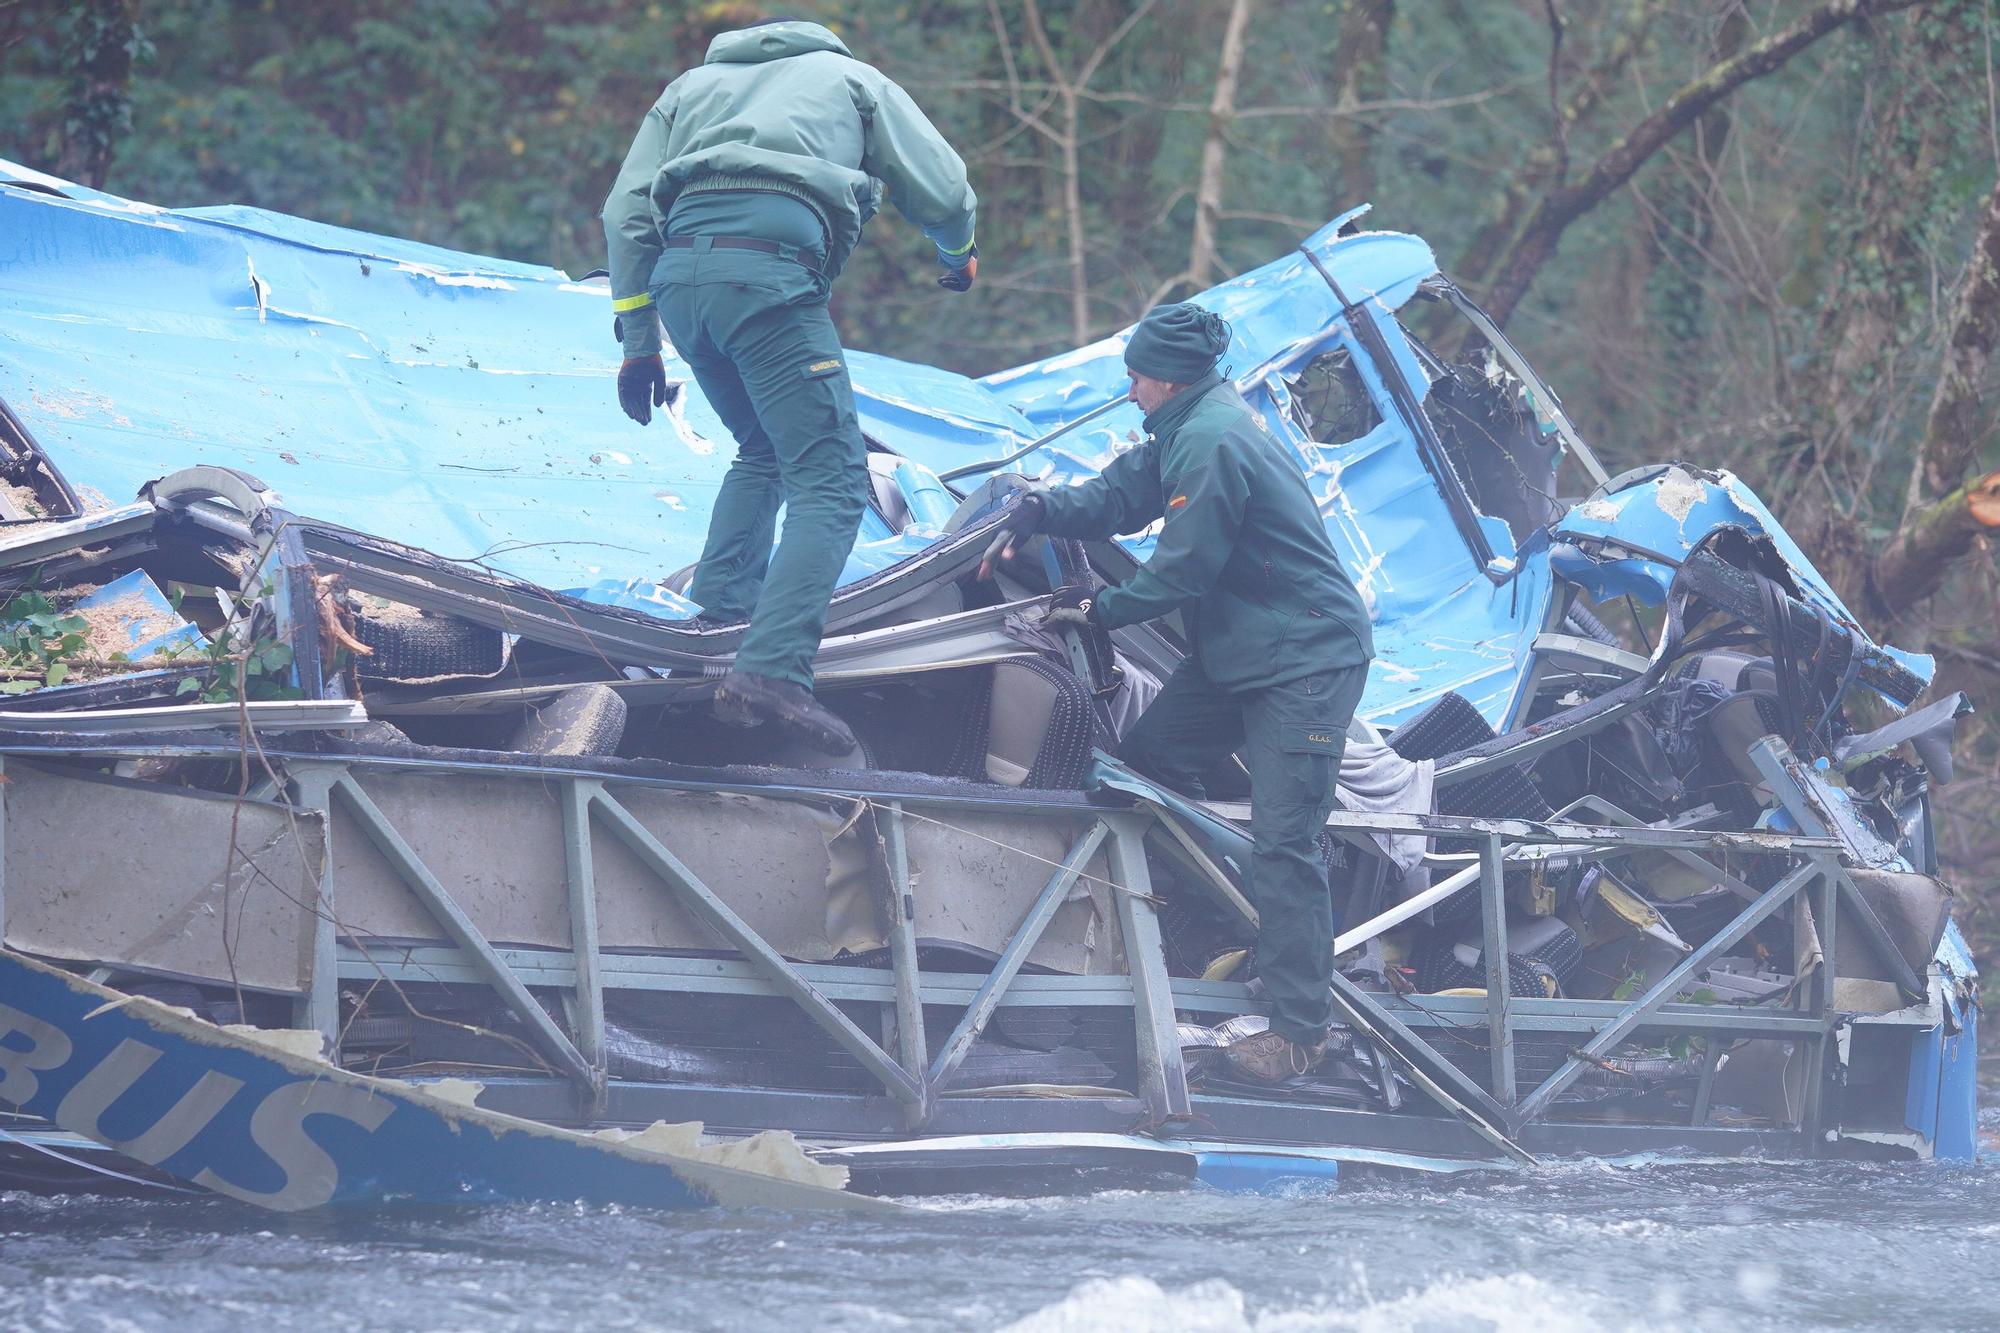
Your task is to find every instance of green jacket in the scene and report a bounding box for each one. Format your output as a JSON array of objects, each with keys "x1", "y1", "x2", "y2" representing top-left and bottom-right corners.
[
  {"x1": 1040, "y1": 372, "x2": 1374, "y2": 692},
  {"x1": 603, "y1": 21, "x2": 977, "y2": 358}
]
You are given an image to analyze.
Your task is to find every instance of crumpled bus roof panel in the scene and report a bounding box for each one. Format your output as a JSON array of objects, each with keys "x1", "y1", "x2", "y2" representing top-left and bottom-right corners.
[
  {"x1": 0, "y1": 158, "x2": 1033, "y2": 596},
  {"x1": 0, "y1": 164, "x2": 1554, "y2": 724}
]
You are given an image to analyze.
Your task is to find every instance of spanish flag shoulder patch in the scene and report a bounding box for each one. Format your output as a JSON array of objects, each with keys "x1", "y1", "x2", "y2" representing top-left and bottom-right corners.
[{"x1": 1168, "y1": 494, "x2": 1189, "y2": 511}]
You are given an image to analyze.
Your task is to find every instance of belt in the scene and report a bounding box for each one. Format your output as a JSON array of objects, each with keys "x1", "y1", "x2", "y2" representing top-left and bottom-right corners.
[{"x1": 664, "y1": 235, "x2": 781, "y2": 254}]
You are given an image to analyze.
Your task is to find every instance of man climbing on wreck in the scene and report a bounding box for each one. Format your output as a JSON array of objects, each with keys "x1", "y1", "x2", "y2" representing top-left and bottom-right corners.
[
  {"x1": 602, "y1": 16, "x2": 978, "y2": 752},
  {"x1": 983, "y1": 303, "x2": 1375, "y2": 1084}
]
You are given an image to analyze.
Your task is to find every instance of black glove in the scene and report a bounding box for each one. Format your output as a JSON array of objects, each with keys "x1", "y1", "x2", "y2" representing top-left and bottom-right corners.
[
  {"x1": 937, "y1": 250, "x2": 979, "y2": 293},
  {"x1": 1044, "y1": 584, "x2": 1097, "y2": 630},
  {"x1": 978, "y1": 492, "x2": 1044, "y2": 579},
  {"x1": 618, "y1": 354, "x2": 672, "y2": 425}
]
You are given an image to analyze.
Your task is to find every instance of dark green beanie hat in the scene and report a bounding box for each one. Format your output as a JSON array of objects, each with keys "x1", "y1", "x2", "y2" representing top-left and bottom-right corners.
[{"x1": 1124, "y1": 302, "x2": 1230, "y2": 382}]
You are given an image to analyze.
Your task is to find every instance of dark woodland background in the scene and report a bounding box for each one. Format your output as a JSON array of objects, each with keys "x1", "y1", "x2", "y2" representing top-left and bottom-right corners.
[{"x1": 7, "y1": 0, "x2": 2000, "y2": 969}]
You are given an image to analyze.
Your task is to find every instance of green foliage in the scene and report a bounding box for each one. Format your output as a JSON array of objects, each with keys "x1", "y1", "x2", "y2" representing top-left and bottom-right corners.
[
  {"x1": 55, "y1": 0, "x2": 154, "y2": 175},
  {"x1": 171, "y1": 628, "x2": 299, "y2": 704},
  {"x1": 0, "y1": 588, "x2": 88, "y2": 693},
  {"x1": 161, "y1": 580, "x2": 300, "y2": 703},
  {"x1": 0, "y1": 575, "x2": 299, "y2": 703}
]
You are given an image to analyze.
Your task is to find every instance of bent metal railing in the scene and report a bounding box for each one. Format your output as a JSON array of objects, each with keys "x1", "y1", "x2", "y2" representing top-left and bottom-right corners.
[
  {"x1": 185, "y1": 731, "x2": 1911, "y2": 1158},
  {"x1": 288, "y1": 752, "x2": 1194, "y2": 1131},
  {"x1": 0, "y1": 740, "x2": 1857, "y2": 1149}
]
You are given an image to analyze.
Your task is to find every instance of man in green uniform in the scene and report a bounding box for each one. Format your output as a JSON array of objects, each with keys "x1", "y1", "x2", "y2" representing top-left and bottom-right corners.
[
  {"x1": 603, "y1": 18, "x2": 977, "y2": 752},
  {"x1": 984, "y1": 303, "x2": 1375, "y2": 1082}
]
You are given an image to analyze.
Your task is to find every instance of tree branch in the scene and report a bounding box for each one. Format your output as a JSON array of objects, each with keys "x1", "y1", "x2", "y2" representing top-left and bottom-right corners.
[
  {"x1": 904, "y1": 79, "x2": 1520, "y2": 119},
  {"x1": 1481, "y1": 0, "x2": 1925, "y2": 324},
  {"x1": 1870, "y1": 173, "x2": 2000, "y2": 611},
  {"x1": 1871, "y1": 469, "x2": 2000, "y2": 608},
  {"x1": 1452, "y1": 1, "x2": 1658, "y2": 290},
  {"x1": 1184, "y1": 0, "x2": 1254, "y2": 293},
  {"x1": 1018, "y1": 0, "x2": 1089, "y2": 343},
  {"x1": 1011, "y1": 0, "x2": 1160, "y2": 343},
  {"x1": 1909, "y1": 173, "x2": 2000, "y2": 506},
  {"x1": 1543, "y1": 0, "x2": 1569, "y2": 184},
  {"x1": 1324, "y1": 0, "x2": 1393, "y2": 210},
  {"x1": 1074, "y1": 0, "x2": 1160, "y2": 90}
]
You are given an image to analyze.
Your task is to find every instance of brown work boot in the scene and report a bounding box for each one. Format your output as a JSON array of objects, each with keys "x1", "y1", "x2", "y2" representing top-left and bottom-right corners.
[
  {"x1": 1223, "y1": 1028, "x2": 1329, "y2": 1084},
  {"x1": 712, "y1": 668, "x2": 858, "y2": 755}
]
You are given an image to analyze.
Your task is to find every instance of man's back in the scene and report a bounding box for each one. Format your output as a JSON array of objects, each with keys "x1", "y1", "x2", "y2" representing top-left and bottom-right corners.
[
  {"x1": 1141, "y1": 383, "x2": 1374, "y2": 687},
  {"x1": 604, "y1": 19, "x2": 975, "y2": 302},
  {"x1": 598, "y1": 19, "x2": 978, "y2": 755},
  {"x1": 661, "y1": 41, "x2": 873, "y2": 185}
]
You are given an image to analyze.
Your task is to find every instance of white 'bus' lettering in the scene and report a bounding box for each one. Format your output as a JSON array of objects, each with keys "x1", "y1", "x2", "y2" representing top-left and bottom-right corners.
[
  {"x1": 194, "y1": 1080, "x2": 395, "y2": 1211},
  {"x1": 53, "y1": 1037, "x2": 244, "y2": 1165},
  {"x1": 0, "y1": 1002, "x2": 72, "y2": 1106}
]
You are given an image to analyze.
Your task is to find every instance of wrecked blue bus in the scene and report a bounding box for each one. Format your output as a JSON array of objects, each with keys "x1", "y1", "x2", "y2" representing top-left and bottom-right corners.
[{"x1": 0, "y1": 158, "x2": 1976, "y2": 1209}]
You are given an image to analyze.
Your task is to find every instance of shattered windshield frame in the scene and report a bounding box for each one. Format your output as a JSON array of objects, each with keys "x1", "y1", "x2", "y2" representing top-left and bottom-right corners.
[{"x1": 1414, "y1": 278, "x2": 1611, "y2": 497}]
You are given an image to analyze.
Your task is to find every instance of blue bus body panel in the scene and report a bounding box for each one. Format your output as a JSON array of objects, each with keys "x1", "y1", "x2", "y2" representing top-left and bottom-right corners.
[
  {"x1": 0, "y1": 165, "x2": 1550, "y2": 727},
  {"x1": 0, "y1": 948, "x2": 884, "y2": 1212}
]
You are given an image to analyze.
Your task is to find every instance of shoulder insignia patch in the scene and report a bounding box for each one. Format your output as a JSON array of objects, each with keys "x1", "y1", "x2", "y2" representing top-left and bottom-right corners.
[
  {"x1": 804, "y1": 357, "x2": 843, "y2": 378},
  {"x1": 1168, "y1": 494, "x2": 1189, "y2": 510}
]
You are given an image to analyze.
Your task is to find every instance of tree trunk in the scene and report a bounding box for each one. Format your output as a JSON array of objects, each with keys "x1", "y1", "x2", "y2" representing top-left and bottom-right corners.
[
  {"x1": 1910, "y1": 174, "x2": 2000, "y2": 506},
  {"x1": 1185, "y1": 0, "x2": 1255, "y2": 292},
  {"x1": 1871, "y1": 470, "x2": 2000, "y2": 608},
  {"x1": 55, "y1": 0, "x2": 145, "y2": 189},
  {"x1": 1870, "y1": 174, "x2": 2000, "y2": 613},
  {"x1": 1325, "y1": 0, "x2": 1392, "y2": 212},
  {"x1": 1057, "y1": 83, "x2": 1089, "y2": 343},
  {"x1": 1481, "y1": 0, "x2": 1924, "y2": 325}
]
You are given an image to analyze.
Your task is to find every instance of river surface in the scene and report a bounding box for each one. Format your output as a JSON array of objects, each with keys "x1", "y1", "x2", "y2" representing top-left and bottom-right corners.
[{"x1": 4, "y1": 1111, "x2": 1996, "y2": 1332}]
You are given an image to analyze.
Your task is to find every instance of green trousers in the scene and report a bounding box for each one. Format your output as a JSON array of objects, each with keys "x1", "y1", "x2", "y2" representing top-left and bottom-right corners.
[
  {"x1": 1123, "y1": 659, "x2": 1368, "y2": 1044},
  {"x1": 654, "y1": 240, "x2": 867, "y2": 688}
]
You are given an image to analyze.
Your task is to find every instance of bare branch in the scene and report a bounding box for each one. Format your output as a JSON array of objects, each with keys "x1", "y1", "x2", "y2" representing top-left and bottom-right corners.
[
  {"x1": 1452, "y1": 2, "x2": 1658, "y2": 289},
  {"x1": 1009, "y1": 0, "x2": 1161, "y2": 343},
  {"x1": 1075, "y1": 0, "x2": 1160, "y2": 91},
  {"x1": 1872, "y1": 470, "x2": 2000, "y2": 608},
  {"x1": 1184, "y1": 0, "x2": 1255, "y2": 293},
  {"x1": 1324, "y1": 0, "x2": 1394, "y2": 208},
  {"x1": 1482, "y1": 0, "x2": 1926, "y2": 325},
  {"x1": 1544, "y1": 0, "x2": 1569, "y2": 183},
  {"x1": 1020, "y1": 0, "x2": 1088, "y2": 343},
  {"x1": 1909, "y1": 174, "x2": 2000, "y2": 508},
  {"x1": 905, "y1": 78, "x2": 1523, "y2": 119},
  {"x1": 1868, "y1": 174, "x2": 2000, "y2": 612},
  {"x1": 1218, "y1": 207, "x2": 1328, "y2": 230}
]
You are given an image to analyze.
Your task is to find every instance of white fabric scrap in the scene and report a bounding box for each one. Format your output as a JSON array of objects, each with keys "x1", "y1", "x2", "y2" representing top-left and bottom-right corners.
[{"x1": 1335, "y1": 741, "x2": 1434, "y2": 875}]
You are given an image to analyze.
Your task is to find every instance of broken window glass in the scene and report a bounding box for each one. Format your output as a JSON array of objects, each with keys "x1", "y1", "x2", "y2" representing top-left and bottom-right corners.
[
  {"x1": 1399, "y1": 282, "x2": 1587, "y2": 541},
  {"x1": 1284, "y1": 344, "x2": 1382, "y2": 445}
]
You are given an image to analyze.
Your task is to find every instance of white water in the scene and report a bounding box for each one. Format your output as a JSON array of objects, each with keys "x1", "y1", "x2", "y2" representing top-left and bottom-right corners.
[{"x1": 3, "y1": 1118, "x2": 1994, "y2": 1331}]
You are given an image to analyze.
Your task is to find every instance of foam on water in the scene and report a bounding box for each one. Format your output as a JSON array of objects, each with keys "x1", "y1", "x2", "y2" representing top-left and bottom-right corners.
[
  {"x1": 3, "y1": 1109, "x2": 1997, "y2": 1332},
  {"x1": 1003, "y1": 1272, "x2": 1600, "y2": 1333},
  {"x1": 1001, "y1": 1276, "x2": 1248, "y2": 1332}
]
